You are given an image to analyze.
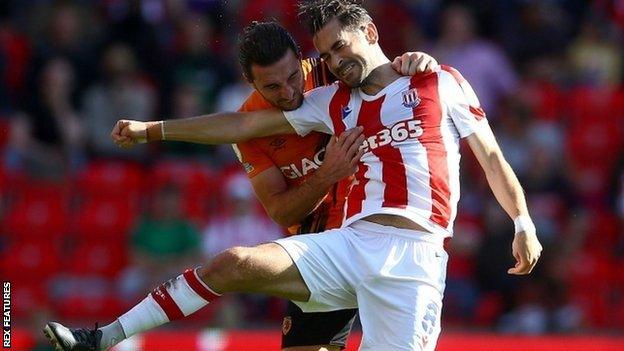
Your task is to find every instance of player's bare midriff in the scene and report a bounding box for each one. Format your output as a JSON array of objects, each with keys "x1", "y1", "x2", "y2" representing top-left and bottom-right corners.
[{"x1": 363, "y1": 214, "x2": 429, "y2": 232}]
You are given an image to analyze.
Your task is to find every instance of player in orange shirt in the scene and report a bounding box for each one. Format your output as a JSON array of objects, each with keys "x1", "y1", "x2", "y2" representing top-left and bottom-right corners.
[{"x1": 231, "y1": 22, "x2": 438, "y2": 351}]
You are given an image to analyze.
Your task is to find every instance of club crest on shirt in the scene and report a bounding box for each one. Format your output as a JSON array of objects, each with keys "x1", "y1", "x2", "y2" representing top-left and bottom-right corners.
[
  {"x1": 282, "y1": 316, "x2": 292, "y2": 335},
  {"x1": 402, "y1": 88, "x2": 421, "y2": 108},
  {"x1": 270, "y1": 137, "x2": 287, "y2": 150}
]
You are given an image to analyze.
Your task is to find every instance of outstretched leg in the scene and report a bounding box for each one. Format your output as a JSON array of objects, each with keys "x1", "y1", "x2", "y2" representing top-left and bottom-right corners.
[{"x1": 44, "y1": 243, "x2": 309, "y2": 351}]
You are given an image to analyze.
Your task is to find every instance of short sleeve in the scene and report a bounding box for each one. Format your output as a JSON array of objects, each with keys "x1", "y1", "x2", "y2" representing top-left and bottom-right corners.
[
  {"x1": 233, "y1": 92, "x2": 279, "y2": 178},
  {"x1": 282, "y1": 84, "x2": 339, "y2": 136},
  {"x1": 440, "y1": 65, "x2": 488, "y2": 138},
  {"x1": 232, "y1": 141, "x2": 274, "y2": 179}
]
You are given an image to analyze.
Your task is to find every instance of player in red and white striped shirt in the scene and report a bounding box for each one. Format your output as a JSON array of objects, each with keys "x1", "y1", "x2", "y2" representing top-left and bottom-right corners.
[
  {"x1": 45, "y1": 1, "x2": 542, "y2": 350},
  {"x1": 281, "y1": 63, "x2": 485, "y2": 238}
]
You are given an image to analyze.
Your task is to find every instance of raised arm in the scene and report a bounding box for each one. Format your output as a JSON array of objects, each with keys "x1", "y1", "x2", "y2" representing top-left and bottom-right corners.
[
  {"x1": 466, "y1": 124, "x2": 543, "y2": 275},
  {"x1": 111, "y1": 109, "x2": 295, "y2": 147}
]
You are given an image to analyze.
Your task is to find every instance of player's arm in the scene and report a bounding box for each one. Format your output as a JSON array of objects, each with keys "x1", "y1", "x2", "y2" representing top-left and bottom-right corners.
[
  {"x1": 466, "y1": 126, "x2": 543, "y2": 275},
  {"x1": 250, "y1": 128, "x2": 364, "y2": 227},
  {"x1": 442, "y1": 65, "x2": 542, "y2": 275},
  {"x1": 110, "y1": 109, "x2": 294, "y2": 147}
]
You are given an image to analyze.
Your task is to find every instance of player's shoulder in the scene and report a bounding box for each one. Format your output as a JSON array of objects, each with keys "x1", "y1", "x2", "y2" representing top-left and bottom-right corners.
[
  {"x1": 437, "y1": 65, "x2": 467, "y2": 85},
  {"x1": 239, "y1": 90, "x2": 273, "y2": 112}
]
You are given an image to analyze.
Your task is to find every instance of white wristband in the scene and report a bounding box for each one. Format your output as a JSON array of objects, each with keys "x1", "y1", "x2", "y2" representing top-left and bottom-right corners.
[
  {"x1": 513, "y1": 215, "x2": 535, "y2": 234},
  {"x1": 160, "y1": 121, "x2": 166, "y2": 141}
]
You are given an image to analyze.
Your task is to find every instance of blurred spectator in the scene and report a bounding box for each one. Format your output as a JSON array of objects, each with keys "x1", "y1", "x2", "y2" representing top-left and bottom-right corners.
[
  {"x1": 568, "y1": 18, "x2": 622, "y2": 87},
  {"x1": 169, "y1": 12, "x2": 232, "y2": 113},
  {"x1": 82, "y1": 43, "x2": 156, "y2": 159},
  {"x1": 475, "y1": 200, "x2": 516, "y2": 316},
  {"x1": 433, "y1": 4, "x2": 517, "y2": 119},
  {"x1": 497, "y1": 281, "x2": 549, "y2": 334},
  {"x1": 120, "y1": 183, "x2": 201, "y2": 298},
  {"x1": 28, "y1": 1, "x2": 99, "y2": 94},
  {"x1": 4, "y1": 57, "x2": 84, "y2": 178},
  {"x1": 162, "y1": 83, "x2": 210, "y2": 162},
  {"x1": 364, "y1": 0, "x2": 427, "y2": 58},
  {"x1": 201, "y1": 173, "x2": 283, "y2": 327},
  {"x1": 444, "y1": 215, "x2": 483, "y2": 324},
  {"x1": 103, "y1": 0, "x2": 163, "y2": 80},
  {"x1": 491, "y1": 101, "x2": 532, "y2": 177},
  {"x1": 202, "y1": 173, "x2": 280, "y2": 259},
  {"x1": 0, "y1": 1, "x2": 31, "y2": 111},
  {"x1": 214, "y1": 73, "x2": 253, "y2": 113},
  {"x1": 499, "y1": 2, "x2": 570, "y2": 73},
  {"x1": 522, "y1": 144, "x2": 574, "y2": 246}
]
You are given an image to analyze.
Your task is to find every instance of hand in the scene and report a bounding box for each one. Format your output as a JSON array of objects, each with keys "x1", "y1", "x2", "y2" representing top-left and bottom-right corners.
[
  {"x1": 391, "y1": 52, "x2": 438, "y2": 76},
  {"x1": 508, "y1": 230, "x2": 543, "y2": 275},
  {"x1": 317, "y1": 127, "x2": 365, "y2": 184},
  {"x1": 110, "y1": 119, "x2": 148, "y2": 148}
]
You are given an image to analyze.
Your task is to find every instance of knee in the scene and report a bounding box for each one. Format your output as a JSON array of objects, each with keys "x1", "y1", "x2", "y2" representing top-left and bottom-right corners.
[{"x1": 198, "y1": 246, "x2": 253, "y2": 291}]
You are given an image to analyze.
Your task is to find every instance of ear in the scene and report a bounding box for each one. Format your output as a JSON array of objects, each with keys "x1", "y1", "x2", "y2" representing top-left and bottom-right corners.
[
  {"x1": 364, "y1": 22, "x2": 379, "y2": 44},
  {"x1": 242, "y1": 72, "x2": 253, "y2": 84}
]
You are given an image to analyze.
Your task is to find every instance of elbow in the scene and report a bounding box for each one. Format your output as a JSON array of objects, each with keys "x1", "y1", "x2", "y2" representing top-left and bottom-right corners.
[
  {"x1": 485, "y1": 150, "x2": 506, "y2": 173},
  {"x1": 267, "y1": 206, "x2": 300, "y2": 227}
]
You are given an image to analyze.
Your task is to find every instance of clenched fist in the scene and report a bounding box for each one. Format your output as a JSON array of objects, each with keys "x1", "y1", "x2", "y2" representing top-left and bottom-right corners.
[{"x1": 110, "y1": 119, "x2": 161, "y2": 148}]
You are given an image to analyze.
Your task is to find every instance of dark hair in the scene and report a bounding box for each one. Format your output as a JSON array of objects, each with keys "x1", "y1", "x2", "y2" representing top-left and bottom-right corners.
[
  {"x1": 298, "y1": 0, "x2": 372, "y2": 35},
  {"x1": 238, "y1": 21, "x2": 300, "y2": 81}
]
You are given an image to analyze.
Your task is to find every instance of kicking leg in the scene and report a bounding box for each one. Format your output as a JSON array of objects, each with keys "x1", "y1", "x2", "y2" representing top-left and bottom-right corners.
[
  {"x1": 44, "y1": 243, "x2": 309, "y2": 351},
  {"x1": 199, "y1": 243, "x2": 310, "y2": 300}
]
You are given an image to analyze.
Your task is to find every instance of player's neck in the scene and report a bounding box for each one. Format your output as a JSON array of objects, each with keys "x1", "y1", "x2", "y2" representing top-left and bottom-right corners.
[{"x1": 360, "y1": 62, "x2": 399, "y2": 96}]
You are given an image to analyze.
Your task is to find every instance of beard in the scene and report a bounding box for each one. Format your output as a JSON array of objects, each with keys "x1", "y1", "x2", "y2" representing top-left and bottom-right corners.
[
  {"x1": 276, "y1": 93, "x2": 304, "y2": 111},
  {"x1": 335, "y1": 60, "x2": 364, "y2": 88}
]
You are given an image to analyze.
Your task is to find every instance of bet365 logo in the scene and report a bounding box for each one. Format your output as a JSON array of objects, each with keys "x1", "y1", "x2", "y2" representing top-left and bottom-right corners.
[{"x1": 360, "y1": 119, "x2": 423, "y2": 153}]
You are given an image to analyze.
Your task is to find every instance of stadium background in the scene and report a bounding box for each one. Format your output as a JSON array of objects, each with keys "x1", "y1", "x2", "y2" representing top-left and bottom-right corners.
[{"x1": 0, "y1": 0, "x2": 623, "y2": 350}]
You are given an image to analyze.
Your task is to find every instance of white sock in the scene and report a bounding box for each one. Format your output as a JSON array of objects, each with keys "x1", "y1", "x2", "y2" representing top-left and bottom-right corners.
[
  {"x1": 117, "y1": 268, "x2": 221, "y2": 339},
  {"x1": 98, "y1": 320, "x2": 125, "y2": 351}
]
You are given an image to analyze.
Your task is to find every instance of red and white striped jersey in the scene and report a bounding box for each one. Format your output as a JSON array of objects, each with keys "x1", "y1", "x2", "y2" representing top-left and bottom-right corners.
[{"x1": 283, "y1": 65, "x2": 488, "y2": 237}]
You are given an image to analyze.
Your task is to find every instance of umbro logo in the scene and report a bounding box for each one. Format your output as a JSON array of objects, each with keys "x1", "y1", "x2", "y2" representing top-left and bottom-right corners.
[
  {"x1": 341, "y1": 105, "x2": 352, "y2": 119},
  {"x1": 270, "y1": 137, "x2": 287, "y2": 150}
]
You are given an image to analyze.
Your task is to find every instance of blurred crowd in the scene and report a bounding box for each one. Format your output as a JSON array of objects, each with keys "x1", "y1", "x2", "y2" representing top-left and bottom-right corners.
[{"x1": 1, "y1": 0, "x2": 623, "y2": 344}]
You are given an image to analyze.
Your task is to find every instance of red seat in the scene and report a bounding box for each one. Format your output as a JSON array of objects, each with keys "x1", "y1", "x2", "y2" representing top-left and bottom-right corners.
[
  {"x1": 56, "y1": 294, "x2": 124, "y2": 322},
  {"x1": 10, "y1": 281, "x2": 49, "y2": 318},
  {"x1": 567, "y1": 251, "x2": 613, "y2": 326},
  {"x1": 76, "y1": 161, "x2": 144, "y2": 199},
  {"x1": 4, "y1": 196, "x2": 69, "y2": 239},
  {"x1": 520, "y1": 80, "x2": 565, "y2": 122},
  {"x1": 151, "y1": 160, "x2": 218, "y2": 222},
  {"x1": 67, "y1": 240, "x2": 128, "y2": 277},
  {"x1": 567, "y1": 86, "x2": 624, "y2": 126},
  {"x1": 1, "y1": 240, "x2": 63, "y2": 281},
  {"x1": 151, "y1": 160, "x2": 216, "y2": 193},
  {"x1": 75, "y1": 198, "x2": 137, "y2": 239}
]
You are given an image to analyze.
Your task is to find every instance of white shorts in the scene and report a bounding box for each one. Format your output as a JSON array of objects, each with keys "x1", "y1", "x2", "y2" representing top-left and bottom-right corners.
[{"x1": 274, "y1": 220, "x2": 448, "y2": 351}]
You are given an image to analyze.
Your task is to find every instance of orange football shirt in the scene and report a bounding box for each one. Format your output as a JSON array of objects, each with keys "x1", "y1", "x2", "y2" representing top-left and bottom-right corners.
[{"x1": 233, "y1": 58, "x2": 351, "y2": 235}]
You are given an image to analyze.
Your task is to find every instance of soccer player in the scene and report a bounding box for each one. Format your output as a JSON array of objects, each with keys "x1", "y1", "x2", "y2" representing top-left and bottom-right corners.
[
  {"x1": 232, "y1": 22, "x2": 438, "y2": 351},
  {"x1": 45, "y1": 1, "x2": 542, "y2": 350}
]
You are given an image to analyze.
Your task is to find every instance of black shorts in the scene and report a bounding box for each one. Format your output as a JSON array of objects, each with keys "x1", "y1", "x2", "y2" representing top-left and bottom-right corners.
[{"x1": 281, "y1": 301, "x2": 358, "y2": 349}]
